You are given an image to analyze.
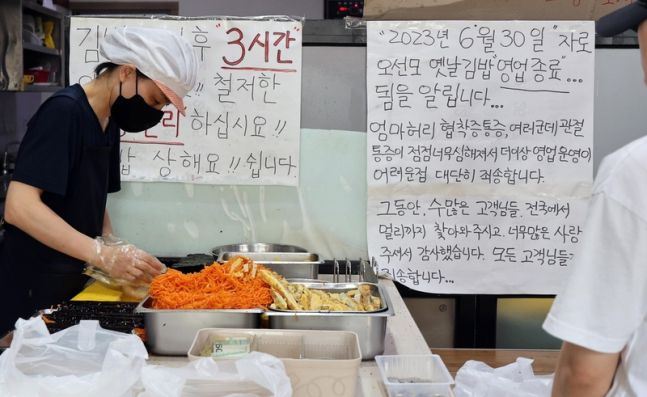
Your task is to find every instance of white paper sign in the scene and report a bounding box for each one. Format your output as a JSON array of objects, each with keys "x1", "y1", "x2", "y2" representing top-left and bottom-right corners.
[
  {"x1": 69, "y1": 17, "x2": 302, "y2": 186},
  {"x1": 367, "y1": 21, "x2": 594, "y2": 294}
]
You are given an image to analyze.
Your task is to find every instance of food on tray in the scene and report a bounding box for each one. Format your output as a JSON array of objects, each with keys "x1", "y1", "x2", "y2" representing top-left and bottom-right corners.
[
  {"x1": 263, "y1": 271, "x2": 382, "y2": 312},
  {"x1": 258, "y1": 269, "x2": 302, "y2": 310},
  {"x1": 148, "y1": 255, "x2": 382, "y2": 312},
  {"x1": 40, "y1": 301, "x2": 143, "y2": 334},
  {"x1": 149, "y1": 256, "x2": 273, "y2": 310}
]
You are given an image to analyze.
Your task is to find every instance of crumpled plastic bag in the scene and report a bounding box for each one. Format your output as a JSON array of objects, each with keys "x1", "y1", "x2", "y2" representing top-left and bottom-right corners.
[
  {"x1": 0, "y1": 318, "x2": 292, "y2": 397},
  {"x1": 453, "y1": 357, "x2": 553, "y2": 397},
  {"x1": 0, "y1": 316, "x2": 148, "y2": 397},
  {"x1": 138, "y1": 352, "x2": 292, "y2": 397}
]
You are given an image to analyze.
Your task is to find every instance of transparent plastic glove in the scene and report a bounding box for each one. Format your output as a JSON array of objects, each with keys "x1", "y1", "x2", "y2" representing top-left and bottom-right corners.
[{"x1": 88, "y1": 235, "x2": 166, "y2": 284}]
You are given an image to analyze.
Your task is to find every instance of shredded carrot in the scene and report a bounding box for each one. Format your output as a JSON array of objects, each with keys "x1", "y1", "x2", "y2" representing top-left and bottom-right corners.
[{"x1": 149, "y1": 256, "x2": 273, "y2": 310}]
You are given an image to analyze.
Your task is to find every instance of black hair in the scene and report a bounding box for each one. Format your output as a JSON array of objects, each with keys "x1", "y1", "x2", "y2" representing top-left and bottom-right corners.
[{"x1": 94, "y1": 62, "x2": 148, "y2": 79}]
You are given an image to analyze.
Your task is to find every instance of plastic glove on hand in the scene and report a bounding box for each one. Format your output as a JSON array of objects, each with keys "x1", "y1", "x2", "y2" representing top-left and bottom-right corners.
[{"x1": 90, "y1": 235, "x2": 166, "y2": 284}]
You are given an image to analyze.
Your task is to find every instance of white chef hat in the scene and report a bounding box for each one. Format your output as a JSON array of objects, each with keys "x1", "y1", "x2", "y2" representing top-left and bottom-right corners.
[{"x1": 100, "y1": 26, "x2": 198, "y2": 115}]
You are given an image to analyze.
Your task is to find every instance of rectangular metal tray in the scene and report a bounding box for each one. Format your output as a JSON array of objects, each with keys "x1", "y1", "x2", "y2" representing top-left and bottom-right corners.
[
  {"x1": 212, "y1": 243, "x2": 307, "y2": 255},
  {"x1": 266, "y1": 283, "x2": 394, "y2": 360},
  {"x1": 135, "y1": 297, "x2": 262, "y2": 355},
  {"x1": 269, "y1": 282, "x2": 388, "y2": 313},
  {"x1": 216, "y1": 251, "x2": 321, "y2": 280}
]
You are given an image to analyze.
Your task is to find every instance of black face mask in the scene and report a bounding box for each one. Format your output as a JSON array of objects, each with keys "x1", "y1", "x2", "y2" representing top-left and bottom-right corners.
[{"x1": 110, "y1": 77, "x2": 164, "y2": 132}]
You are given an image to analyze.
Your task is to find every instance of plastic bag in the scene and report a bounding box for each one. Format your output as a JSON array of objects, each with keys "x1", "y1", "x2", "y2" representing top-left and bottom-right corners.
[
  {"x1": 0, "y1": 316, "x2": 148, "y2": 397},
  {"x1": 453, "y1": 357, "x2": 553, "y2": 397},
  {"x1": 138, "y1": 352, "x2": 292, "y2": 397}
]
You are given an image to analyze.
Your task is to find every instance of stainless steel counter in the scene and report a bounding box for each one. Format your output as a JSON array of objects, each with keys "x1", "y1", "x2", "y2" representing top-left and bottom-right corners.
[{"x1": 148, "y1": 278, "x2": 431, "y2": 397}]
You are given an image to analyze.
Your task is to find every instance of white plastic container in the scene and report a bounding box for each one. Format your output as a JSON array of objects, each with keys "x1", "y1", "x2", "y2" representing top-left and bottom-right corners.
[
  {"x1": 188, "y1": 328, "x2": 362, "y2": 397},
  {"x1": 375, "y1": 354, "x2": 454, "y2": 397}
]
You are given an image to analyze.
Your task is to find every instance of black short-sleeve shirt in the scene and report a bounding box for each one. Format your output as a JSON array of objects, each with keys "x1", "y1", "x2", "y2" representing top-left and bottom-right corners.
[
  {"x1": 2, "y1": 84, "x2": 121, "y2": 274},
  {"x1": 0, "y1": 84, "x2": 122, "y2": 333}
]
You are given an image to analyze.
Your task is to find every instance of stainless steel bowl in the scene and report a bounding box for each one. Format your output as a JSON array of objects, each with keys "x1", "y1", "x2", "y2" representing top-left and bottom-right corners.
[
  {"x1": 212, "y1": 243, "x2": 320, "y2": 279},
  {"x1": 211, "y1": 243, "x2": 307, "y2": 256}
]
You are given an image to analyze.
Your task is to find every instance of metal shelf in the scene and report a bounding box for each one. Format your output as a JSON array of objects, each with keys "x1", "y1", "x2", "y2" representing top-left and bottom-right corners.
[
  {"x1": 23, "y1": 84, "x2": 62, "y2": 92},
  {"x1": 22, "y1": 42, "x2": 60, "y2": 56},
  {"x1": 22, "y1": 1, "x2": 63, "y2": 19}
]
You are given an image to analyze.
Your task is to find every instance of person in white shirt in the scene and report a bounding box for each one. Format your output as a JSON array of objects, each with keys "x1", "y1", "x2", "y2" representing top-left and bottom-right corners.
[{"x1": 543, "y1": 2, "x2": 647, "y2": 396}]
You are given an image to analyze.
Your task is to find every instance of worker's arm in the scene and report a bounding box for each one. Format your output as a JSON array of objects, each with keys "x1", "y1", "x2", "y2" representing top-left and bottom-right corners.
[
  {"x1": 103, "y1": 208, "x2": 113, "y2": 236},
  {"x1": 551, "y1": 341, "x2": 620, "y2": 397},
  {"x1": 5, "y1": 181, "x2": 97, "y2": 264},
  {"x1": 4, "y1": 180, "x2": 162, "y2": 281}
]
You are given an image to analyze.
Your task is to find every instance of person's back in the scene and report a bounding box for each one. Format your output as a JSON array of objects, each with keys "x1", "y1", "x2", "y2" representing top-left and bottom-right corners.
[
  {"x1": 545, "y1": 4, "x2": 647, "y2": 395},
  {"x1": 544, "y1": 135, "x2": 647, "y2": 396}
]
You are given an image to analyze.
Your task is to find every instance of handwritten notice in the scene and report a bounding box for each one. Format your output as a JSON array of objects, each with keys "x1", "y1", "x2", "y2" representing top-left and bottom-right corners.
[
  {"x1": 367, "y1": 21, "x2": 594, "y2": 294},
  {"x1": 69, "y1": 17, "x2": 302, "y2": 185}
]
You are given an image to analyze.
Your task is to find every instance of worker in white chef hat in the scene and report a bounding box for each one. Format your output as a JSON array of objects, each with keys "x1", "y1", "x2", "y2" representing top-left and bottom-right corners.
[
  {"x1": 94, "y1": 26, "x2": 198, "y2": 130},
  {"x1": 0, "y1": 26, "x2": 198, "y2": 335}
]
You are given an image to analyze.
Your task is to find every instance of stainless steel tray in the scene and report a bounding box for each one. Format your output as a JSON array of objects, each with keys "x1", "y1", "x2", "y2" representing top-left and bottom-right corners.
[
  {"x1": 217, "y1": 251, "x2": 319, "y2": 263},
  {"x1": 269, "y1": 282, "x2": 387, "y2": 313},
  {"x1": 215, "y1": 251, "x2": 321, "y2": 280},
  {"x1": 212, "y1": 243, "x2": 307, "y2": 255},
  {"x1": 285, "y1": 278, "x2": 325, "y2": 284},
  {"x1": 266, "y1": 283, "x2": 394, "y2": 359},
  {"x1": 135, "y1": 297, "x2": 262, "y2": 355}
]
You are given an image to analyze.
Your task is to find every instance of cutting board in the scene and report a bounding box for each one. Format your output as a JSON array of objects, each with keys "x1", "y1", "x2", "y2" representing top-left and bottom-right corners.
[{"x1": 71, "y1": 281, "x2": 139, "y2": 302}]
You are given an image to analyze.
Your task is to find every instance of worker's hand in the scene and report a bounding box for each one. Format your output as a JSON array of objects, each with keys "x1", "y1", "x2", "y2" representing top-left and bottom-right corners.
[{"x1": 90, "y1": 235, "x2": 166, "y2": 283}]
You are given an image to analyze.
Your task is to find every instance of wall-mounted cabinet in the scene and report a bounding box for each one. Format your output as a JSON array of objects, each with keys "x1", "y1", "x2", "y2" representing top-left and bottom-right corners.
[{"x1": 0, "y1": 0, "x2": 66, "y2": 92}]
